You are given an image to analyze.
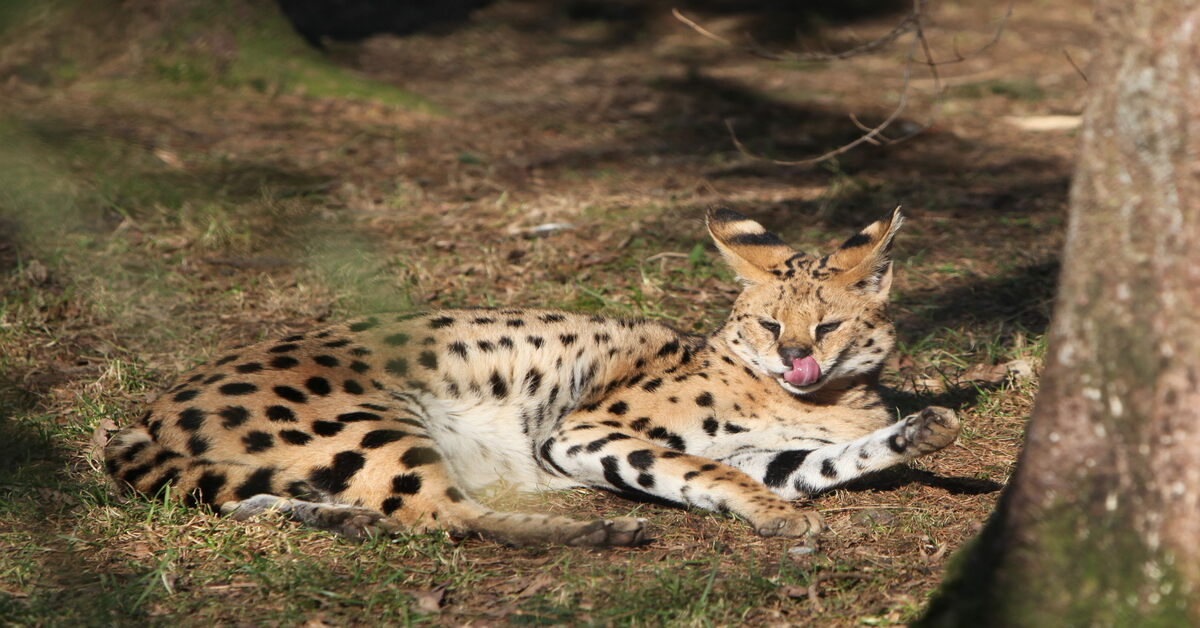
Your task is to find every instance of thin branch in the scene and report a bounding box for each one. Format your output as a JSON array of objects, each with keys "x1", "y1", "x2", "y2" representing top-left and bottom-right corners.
[
  {"x1": 913, "y1": 0, "x2": 942, "y2": 94},
  {"x1": 723, "y1": 31, "x2": 923, "y2": 167},
  {"x1": 674, "y1": 2, "x2": 1013, "y2": 168},
  {"x1": 671, "y1": 8, "x2": 733, "y2": 47},
  {"x1": 920, "y1": 3, "x2": 1013, "y2": 67},
  {"x1": 849, "y1": 113, "x2": 887, "y2": 145},
  {"x1": 1063, "y1": 48, "x2": 1088, "y2": 83},
  {"x1": 672, "y1": 6, "x2": 922, "y2": 63}
]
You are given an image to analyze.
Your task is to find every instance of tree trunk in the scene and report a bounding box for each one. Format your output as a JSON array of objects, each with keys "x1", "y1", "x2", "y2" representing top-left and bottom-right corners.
[{"x1": 917, "y1": 1, "x2": 1200, "y2": 625}]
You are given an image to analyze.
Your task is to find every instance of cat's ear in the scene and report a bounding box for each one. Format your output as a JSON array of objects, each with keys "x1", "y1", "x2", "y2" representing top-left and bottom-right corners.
[
  {"x1": 824, "y1": 207, "x2": 903, "y2": 300},
  {"x1": 706, "y1": 208, "x2": 802, "y2": 285}
]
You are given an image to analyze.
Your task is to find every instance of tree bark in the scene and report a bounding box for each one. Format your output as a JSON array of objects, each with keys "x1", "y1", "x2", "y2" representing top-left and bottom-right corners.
[{"x1": 917, "y1": 1, "x2": 1200, "y2": 625}]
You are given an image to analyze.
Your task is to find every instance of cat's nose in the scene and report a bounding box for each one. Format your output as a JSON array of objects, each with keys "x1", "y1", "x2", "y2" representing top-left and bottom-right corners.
[{"x1": 778, "y1": 345, "x2": 812, "y2": 366}]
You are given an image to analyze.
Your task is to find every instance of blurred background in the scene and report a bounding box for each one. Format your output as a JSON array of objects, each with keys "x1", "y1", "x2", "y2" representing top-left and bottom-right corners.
[{"x1": 0, "y1": 1, "x2": 1091, "y2": 624}]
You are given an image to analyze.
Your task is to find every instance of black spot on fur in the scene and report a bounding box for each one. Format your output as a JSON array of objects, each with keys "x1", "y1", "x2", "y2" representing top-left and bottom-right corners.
[
  {"x1": 642, "y1": 378, "x2": 663, "y2": 392},
  {"x1": 646, "y1": 427, "x2": 686, "y2": 451},
  {"x1": 539, "y1": 313, "x2": 565, "y2": 323},
  {"x1": 269, "y1": 343, "x2": 299, "y2": 353},
  {"x1": 121, "y1": 463, "x2": 154, "y2": 486},
  {"x1": 203, "y1": 373, "x2": 225, "y2": 385},
  {"x1": 309, "y1": 451, "x2": 366, "y2": 494},
  {"x1": 820, "y1": 458, "x2": 837, "y2": 478},
  {"x1": 526, "y1": 335, "x2": 544, "y2": 348},
  {"x1": 506, "y1": 319, "x2": 525, "y2": 328},
  {"x1": 523, "y1": 369, "x2": 543, "y2": 395},
  {"x1": 385, "y1": 358, "x2": 408, "y2": 376},
  {"x1": 764, "y1": 450, "x2": 811, "y2": 488},
  {"x1": 489, "y1": 371, "x2": 508, "y2": 399},
  {"x1": 266, "y1": 405, "x2": 297, "y2": 422},
  {"x1": 274, "y1": 385, "x2": 307, "y2": 404},
  {"x1": 187, "y1": 434, "x2": 211, "y2": 456},
  {"x1": 472, "y1": 317, "x2": 495, "y2": 325},
  {"x1": 178, "y1": 408, "x2": 206, "y2": 431},
  {"x1": 888, "y1": 434, "x2": 907, "y2": 453},
  {"x1": 498, "y1": 336, "x2": 514, "y2": 349},
  {"x1": 599, "y1": 455, "x2": 668, "y2": 505},
  {"x1": 279, "y1": 430, "x2": 313, "y2": 445},
  {"x1": 401, "y1": 447, "x2": 442, "y2": 467},
  {"x1": 418, "y1": 351, "x2": 438, "y2": 370},
  {"x1": 391, "y1": 473, "x2": 422, "y2": 494},
  {"x1": 630, "y1": 417, "x2": 650, "y2": 431},
  {"x1": 285, "y1": 481, "x2": 320, "y2": 499},
  {"x1": 215, "y1": 354, "x2": 239, "y2": 366},
  {"x1": 146, "y1": 468, "x2": 180, "y2": 498},
  {"x1": 270, "y1": 356, "x2": 300, "y2": 369},
  {"x1": 313, "y1": 354, "x2": 339, "y2": 367},
  {"x1": 361, "y1": 429, "x2": 408, "y2": 449},
  {"x1": 173, "y1": 389, "x2": 199, "y2": 402},
  {"x1": 349, "y1": 360, "x2": 370, "y2": 373},
  {"x1": 324, "y1": 339, "x2": 351, "y2": 348},
  {"x1": 154, "y1": 451, "x2": 182, "y2": 465},
  {"x1": 235, "y1": 362, "x2": 263, "y2": 374},
  {"x1": 121, "y1": 441, "x2": 149, "y2": 462},
  {"x1": 587, "y1": 433, "x2": 632, "y2": 452},
  {"x1": 313, "y1": 420, "x2": 344, "y2": 436},
  {"x1": 343, "y1": 379, "x2": 364, "y2": 394},
  {"x1": 218, "y1": 406, "x2": 249, "y2": 428},
  {"x1": 242, "y1": 431, "x2": 274, "y2": 453},
  {"x1": 627, "y1": 449, "x2": 654, "y2": 470},
  {"x1": 695, "y1": 392, "x2": 714, "y2": 407},
  {"x1": 637, "y1": 473, "x2": 655, "y2": 488},
  {"x1": 186, "y1": 470, "x2": 227, "y2": 508},
  {"x1": 702, "y1": 417, "x2": 719, "y2": 436},
  {"x1": 219, "y1": 382, "x2": 257, "y2": 396},
  {"x1": 304, "y1": 377, "x2": 332, "y2": 396},
  {"x1": 559, "y1": 333, "x2": 576, "y2": 346},
  {"x1": 657, "y1": 340, "x2": 680, "y2": 356},
  {"x1": 381, "y1": 497, "x2": 404, "y2": 514},
  {"x1": 349, "y1": 318, "x2": 379, "y2": 332},
  {"x1": 723, "y1": 423, "x2": 749, "y2": 434},
  {"x1": 445, "y1": 487, "x2": 465, "y2": 502},
  {"x1": 429, "y1": 316, "x2": 454, "y2": 329},
  {"x1": 449, "y1": 341, "x2": 468, "y2": 358},
  {"x1": 337, "y1": 411, "x2": 382, "y2": 422},
  {"x1": 608, "y1": 401, "x2": 628, "y2": 416}
]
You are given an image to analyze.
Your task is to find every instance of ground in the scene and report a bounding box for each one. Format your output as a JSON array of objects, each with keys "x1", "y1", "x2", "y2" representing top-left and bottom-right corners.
[{"x1": 0, "y1": 0, "x2": 1090, "y2": 624}]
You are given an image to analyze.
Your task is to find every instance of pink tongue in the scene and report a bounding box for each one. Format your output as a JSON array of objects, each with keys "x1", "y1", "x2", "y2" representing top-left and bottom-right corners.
[{"x1": 784, "y1": 356, "x2": 821, "y2": 386}]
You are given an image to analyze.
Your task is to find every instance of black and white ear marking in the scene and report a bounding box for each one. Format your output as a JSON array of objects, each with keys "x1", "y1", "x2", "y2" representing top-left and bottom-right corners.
[
  {"x1": 706, "y1": 208, "x2": 802, "y2": 284},
  {"x1": 825, "y1": 207, "x2": 903, "y2": 299}
]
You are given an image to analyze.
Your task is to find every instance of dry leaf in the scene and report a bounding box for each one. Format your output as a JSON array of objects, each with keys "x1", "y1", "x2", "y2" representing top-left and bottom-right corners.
[
  {"x1": 411, "y1": 586, "x2": 447, "y2": 613},
  {"x1": 514, "y1": 573, "x2": 555, "y2": 599},
  {"x1": 90, "y1": 418, "x2": 119, "y2": 462},
  {"x1": 779, "y1": 584, "x2": 808, "y2": 599},
  {"x1": 153, "y1": 148, "x2": 184, "y2": 169},
  {"x1": 962, "y1": 359, "x2": 1035, "y2": 385},
  {"x1": 303, "y1": 613, "x2": 337, "y2": 628},
  {"x1": 22, "y1": 260, "x2": 49, "y2": 285}
]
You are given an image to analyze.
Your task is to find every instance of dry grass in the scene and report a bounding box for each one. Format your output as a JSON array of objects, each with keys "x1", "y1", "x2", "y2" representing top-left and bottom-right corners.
[{"x1": 0, "y1": 0, "x2": 1090, "y2": 624}]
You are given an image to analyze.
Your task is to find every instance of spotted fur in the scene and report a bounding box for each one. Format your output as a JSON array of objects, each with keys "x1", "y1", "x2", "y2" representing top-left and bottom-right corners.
[{"x1": 104, "y1": 208, "x2": 960, "y2": 546}]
